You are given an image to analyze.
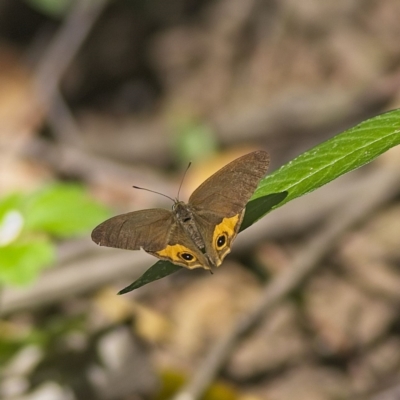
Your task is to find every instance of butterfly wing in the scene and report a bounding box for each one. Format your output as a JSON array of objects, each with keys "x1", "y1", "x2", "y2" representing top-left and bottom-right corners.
[
  {"x1": 188, "y1": 150, "x2": 269, "y2": 217},
  {"x1": 91, "y1": 208, "x2": 210, "y2": 269},
  {"x1": 188, "y1": 150, "x2": 269, "y2": 267},
  {"x1": 92, "y1": 209, "x2": 174, "y2": 251}
]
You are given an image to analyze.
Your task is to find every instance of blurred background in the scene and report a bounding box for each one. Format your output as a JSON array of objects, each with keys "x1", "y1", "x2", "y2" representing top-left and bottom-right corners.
[{"x1": 1, "y1": 0, "x2": 400, "y2": 399}]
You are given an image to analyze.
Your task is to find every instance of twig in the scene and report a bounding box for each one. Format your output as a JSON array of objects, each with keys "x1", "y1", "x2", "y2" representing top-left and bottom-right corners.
[
  {"x1": 171, "y1": 164, "x2": 400, "y2": 400},
  {"x1": 47, "y1": 88, "x2": 83, "y2": 146},
  {"x1": 25, "y1": 137, "x2": 174, "y2": 197},
  {"x1": 33, "y1": 0, "x2": 111, "y2": 111}
]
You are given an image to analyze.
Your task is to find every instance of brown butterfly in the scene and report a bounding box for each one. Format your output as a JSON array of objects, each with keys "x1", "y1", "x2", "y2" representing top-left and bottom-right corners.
[{"x1": 92, "y1": 151, "x2": 269, "y2": 270}]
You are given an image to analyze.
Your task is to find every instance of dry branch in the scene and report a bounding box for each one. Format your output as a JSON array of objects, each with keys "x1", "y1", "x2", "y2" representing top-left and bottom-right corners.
[{"x1": 34, "y1": 0, "x2": 111, "y2": 110}]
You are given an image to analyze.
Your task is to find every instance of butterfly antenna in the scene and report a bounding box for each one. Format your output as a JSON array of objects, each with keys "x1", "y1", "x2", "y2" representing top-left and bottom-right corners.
[
  {"x1": 177, "y1": 161, "x2": 192, "y2": 200},
  {"x1": 132, "y1": 186, "x2": 175, "y2": 202}
]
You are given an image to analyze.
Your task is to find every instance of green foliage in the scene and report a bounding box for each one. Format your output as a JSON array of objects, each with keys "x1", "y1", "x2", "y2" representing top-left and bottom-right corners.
[
  {"x1": 0, "y1": 239, "x2": 54, "y2": 285},
  {"x1": 119, "y1": 108, "x2": 400, "y2": 294},
  {"x1": 24, "y1": 183, "x2": 110, "y2": 237},
  {"x1": 25, "y1": 0, "x2": 73, "y2": 17},
  {"x1": 0, "y1": 183, "x2": 110, "y2": 286},
  {"x1": 173, "y1": 120, "x2": 217, "y2": 166}
]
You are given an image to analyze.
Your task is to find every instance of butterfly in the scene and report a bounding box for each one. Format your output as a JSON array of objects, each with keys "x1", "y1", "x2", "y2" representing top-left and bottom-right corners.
[{"x1": 92, "y1": 150, "x2": 269, "y2": 270}]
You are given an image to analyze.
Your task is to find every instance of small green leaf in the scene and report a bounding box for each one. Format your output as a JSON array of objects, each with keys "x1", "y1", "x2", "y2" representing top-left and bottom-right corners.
[
  {"x1": 0, "y1": 239, "x2": 55, "y2": 285},
  {"x1": 24, "y1": 183, "x2": 110, "y2": 237},
  {"x1": 241, "y1": 192, "x2": 288, "y2": 231},
  {"x1": 119, "y1": 108, "x2": 400, "y2": 293},
  {"x1": 118, "y1": 262, "x2": 181, "y2": 294}
]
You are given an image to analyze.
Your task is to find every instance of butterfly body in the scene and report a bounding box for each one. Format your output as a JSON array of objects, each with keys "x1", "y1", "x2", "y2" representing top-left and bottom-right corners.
[
  {"x1": 172, "y1": 201, "x2": 205, "y2": 249},
  {"x1": 92, "y1": 151, "x2": 269, "y2": 270}
]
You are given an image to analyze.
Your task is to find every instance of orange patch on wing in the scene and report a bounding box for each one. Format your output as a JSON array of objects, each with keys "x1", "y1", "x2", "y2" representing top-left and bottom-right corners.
[
  {"x1": 212, "y1": 214, "x2": 240, "y2": 244},
  {"x1": 156, "y1": 244, "x2": 196, "y2": 261},
  {"x1": 212, "y1": 214, "x2": 241, "y2": 266}
]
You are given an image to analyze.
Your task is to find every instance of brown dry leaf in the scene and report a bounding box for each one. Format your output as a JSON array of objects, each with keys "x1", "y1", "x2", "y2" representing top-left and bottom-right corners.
[
  {"x1": 93, "y1": 288, "x2": 172, "y2": 344},
  {"x1": 150, "y1": 0, "x2": 253, "y2": 115},
  {"x1": 150, "y1": 0, "x2": 399, "y2": 121},
  {"x1": 228, "y1": 302, "x2": 310, "y2": 380},
  {"x1": 356, "y1": 204, "x2": 400, "y2": 257},
  {"x1": 93, "y1": 288, "x2": 134, "y2": 323},
  {"x1": 238, "y1": 395, "x2": 264, "y2": 400},
  {"x1": 94, "y1": 326, "x2": 159, "y2": 398},
  {"x1": 254, "y1": 242, "x2": 292, "y2": 276},
  {"x1": 261, "y1": 365, "x2": 350, "y2": 400},
  {"x1": 167, "y1": 262, "x2": 261, "y2": 359},
  {"x1": 304, "y1": 274, "x2": 395, "y2": 352},
  {"x1": 0, "y1": 45, "x2": 42, "y2": 140},
  {"x1": 132, "y1": 302, "x2": 173, "y2": 344},
  {"x1": 388, "y1": 91, "x2": 400, "y2": 111},
  {"x1": 339, "y1": 204, "x2": 400, "y2": 302},
  {"x1": 350, "y1": 337, "x2": 400, "y2": 394},
  {"x1": 377, "y1": 145, "x2": 400, "y2": 168},
  {"x1": 363, "y1": 1, "x2": 400, "y2": 56},
  {"x1": 0, "y1": 158, "x2": 53, "y2": 194},
  {"x1": 324, "y1": 27, "x2": 388, "y2": 86}
]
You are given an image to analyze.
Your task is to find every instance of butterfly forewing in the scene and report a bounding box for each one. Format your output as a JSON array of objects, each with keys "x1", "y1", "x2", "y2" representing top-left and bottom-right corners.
[
  {"x1": 189, "y1": 150, "x2": 269, "y2": 217},
  {"x1": 91, "y1": 209, "x2": 174, "y2": 252}
]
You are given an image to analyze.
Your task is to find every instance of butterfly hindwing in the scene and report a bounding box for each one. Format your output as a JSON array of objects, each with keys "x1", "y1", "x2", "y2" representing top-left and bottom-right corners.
[
  {"x1": 187, "y1": 150, "x2": 269, "y2": 267},
  {"x1": 191, "y1": 208, "x2": 245, "y2": 267},
  {"x1": 148, "y1": 221, "x2": 210, "y2": 269}
]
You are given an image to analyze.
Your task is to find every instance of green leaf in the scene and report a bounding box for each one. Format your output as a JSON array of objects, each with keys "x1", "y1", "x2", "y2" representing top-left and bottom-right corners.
[
  {"x1": 24, "y1": 183, "x2": 110, "y2": 237},
  {"x1": 0, "y1": 239, "x2": 55, "y2": 285},
  {"x1": 118, "y1": 262, "x2": 181, "y2": 294},
  {"x1": 0, "y1": 193, "x2": 23, "y2": 220},
  {"x1": 119, "y1": 108, "x2": 400, "y2": 293},
  {"x1": 240, "y1": 192, "x2": 288, "y2": 231},
  {"x1": 252, "y1": 108, "x2": 400, "y2": 214}
]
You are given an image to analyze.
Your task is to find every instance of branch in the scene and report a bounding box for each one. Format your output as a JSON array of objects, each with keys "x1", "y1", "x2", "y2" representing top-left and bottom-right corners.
[{"x1": 33, "y1": 0, "x2": 111, "y2": 111}]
